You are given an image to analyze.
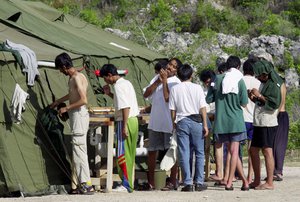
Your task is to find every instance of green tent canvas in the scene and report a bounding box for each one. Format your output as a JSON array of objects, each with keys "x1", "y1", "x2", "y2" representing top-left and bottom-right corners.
[{"x1": 0, "y1": 0, "x2": 164, "y2": 196}]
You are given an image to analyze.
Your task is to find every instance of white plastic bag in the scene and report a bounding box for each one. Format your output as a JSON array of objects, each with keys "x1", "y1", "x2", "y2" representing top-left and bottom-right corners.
[{"x1": 160, "y1": 130, "x2": 177, "y2": 171}]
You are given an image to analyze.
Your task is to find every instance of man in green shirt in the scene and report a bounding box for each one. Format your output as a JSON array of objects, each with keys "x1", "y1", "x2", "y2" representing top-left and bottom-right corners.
[{"x1": 206, "y1": 56, "x2": 249, "y2": 191}]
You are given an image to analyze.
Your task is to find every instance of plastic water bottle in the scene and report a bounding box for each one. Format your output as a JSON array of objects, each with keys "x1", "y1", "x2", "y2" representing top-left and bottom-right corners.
[{"x1": 138, "y1": 131, "x2": 144, "y2": 148}]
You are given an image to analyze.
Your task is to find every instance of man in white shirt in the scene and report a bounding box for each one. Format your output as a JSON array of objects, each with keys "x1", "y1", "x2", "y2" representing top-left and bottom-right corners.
[
  {"x1": 143, "y1": 58, "x2": 182, "y2": 191},
  {"x1": 242, "y1": 58, "x2": 261, "y2": 183},
  {"x1": 169, "y1": 64, "x2": 209, "y2": 192}
]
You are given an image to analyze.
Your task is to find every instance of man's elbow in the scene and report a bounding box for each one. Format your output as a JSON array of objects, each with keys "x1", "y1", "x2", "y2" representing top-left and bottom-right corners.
[
  {"x1": 82, "y1": 98, "x2": 88, "y2": 105},
  {"x1": 143, "y1": 92, "x2": 149, "y2": 98}
]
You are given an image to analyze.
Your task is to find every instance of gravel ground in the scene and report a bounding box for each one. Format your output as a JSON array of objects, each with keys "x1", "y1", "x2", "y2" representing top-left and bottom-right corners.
[{"x1": 0, "y1": 164, "x2": 299, "y2": 202}]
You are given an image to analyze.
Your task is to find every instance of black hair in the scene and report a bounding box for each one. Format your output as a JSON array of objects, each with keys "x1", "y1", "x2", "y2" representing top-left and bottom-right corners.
[
  {"x1": 99, "y1": 64, "x2": 118, "y2": 77},
  {"x1": 200, "y1": 69, "x2": 216, "y2": 83},
  {"x1": 55, "y1": 52, "x2": 73, "y2": 69},
  {"x1": 169, "y1": 57, "x2": 183, "y2": 68},
  {"x1": 177, "y1": 64, "x2": 193, "y2": 81},
  {"x1": 243, "y1": 58, "x2": 258, "y2": 76},
  {"x1": 154, "y1": 59, "x2": 168, "y2": 72},
  {"x1": 217, "y1": 62, "x2": 227, "y2": 74},
  {"x1": 226, "y1": 55, "x2": 241, "y2": 69}
]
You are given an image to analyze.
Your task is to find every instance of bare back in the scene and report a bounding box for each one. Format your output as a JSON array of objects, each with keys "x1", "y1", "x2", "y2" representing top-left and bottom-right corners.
[
  {"x1": 278, "y1": 83, "x2": 286, "y2": 112},
  {"x1": 68, "y1": 72, "x2": 88, "y2": 106}
]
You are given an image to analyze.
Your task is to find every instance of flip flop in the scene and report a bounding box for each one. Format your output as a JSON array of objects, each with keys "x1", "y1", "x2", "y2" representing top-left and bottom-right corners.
[
  {"x1": 273, "y1": 174, "x2": 283, "y2": 181},
  {"x1": 249, "y1": 183, "x2": 260, "y2": 189},
  {"x1": 137, "y1": 183, "x2": 155, "y2": 191},
  {"x1": 214, "y1": 181, "x2": 226, "y2": 187},
  {"x1": 225, "y1": 185, "x2": 234, "y2": 191},
  {"x1": 241, "y1": 186, "x2": 250, "y2": 191},
  {"x1": 69, "y1": 188, "x2": 80, "y2": 195}
]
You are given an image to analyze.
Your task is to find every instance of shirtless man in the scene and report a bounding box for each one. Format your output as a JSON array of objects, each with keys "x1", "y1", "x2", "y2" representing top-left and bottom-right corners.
[
  {"x1": 273, "y1": 82, "x2": 289, "y2": 181},
  {"x1": 50, "y1": 52, "x2": 94, "y2": 195}
]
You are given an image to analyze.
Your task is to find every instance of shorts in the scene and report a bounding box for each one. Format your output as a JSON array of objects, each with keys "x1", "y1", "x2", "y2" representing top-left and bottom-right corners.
[
  {"x1": 214, "y1": 132, "x2": 247, "y2": 144},
  {"x1": 147, "y1": 129, "x2": 172, "y2": 151},
  {"x1": 251, "y1": 126, "x2": 277, "y2": 148},
  {"x1": 245, "y1": 122, "x2": 254, "y2": 140}
]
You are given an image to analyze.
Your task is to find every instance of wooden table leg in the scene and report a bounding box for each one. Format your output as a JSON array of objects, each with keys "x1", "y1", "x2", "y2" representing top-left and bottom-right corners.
[{"x1": 105, "y1": 123, "x2": 114, "y2": 192}]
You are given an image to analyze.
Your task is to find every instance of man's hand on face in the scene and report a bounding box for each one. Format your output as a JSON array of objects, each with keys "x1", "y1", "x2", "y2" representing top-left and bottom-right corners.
[{"x1": 159, "y1": 69, "x2": 168, "y2": 83}]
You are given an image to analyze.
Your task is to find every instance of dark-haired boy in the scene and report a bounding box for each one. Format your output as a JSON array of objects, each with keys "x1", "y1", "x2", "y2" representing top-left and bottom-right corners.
[
  {"x1": 169, "y1": 64, "x2": 208, "y2": 192},
  {"x1": 99, "y1": 64, "x2": 139, "y2": 193},
  {"x1": 206, "y1": 56, "x2": 249, "y2": 191},
  {"x1": 242, "y1": 58, "x2": 261, "y2": 183},
  {"x1": 50, "y1": 52, "x2": 94, "y2": 195}
]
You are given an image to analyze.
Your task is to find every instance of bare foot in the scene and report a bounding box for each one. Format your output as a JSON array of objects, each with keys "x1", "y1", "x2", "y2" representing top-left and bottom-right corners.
[
  {"x1": 255, "y1": 183, "x2": 274, "y2": 190},
  {"x1": 209, "y1": 174, "x2": 222, "y2": 181}
]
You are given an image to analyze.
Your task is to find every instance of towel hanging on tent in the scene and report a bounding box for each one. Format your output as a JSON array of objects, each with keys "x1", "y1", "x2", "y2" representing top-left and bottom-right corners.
[
  {"x1": 4, "y1": 39, "x2": 40, "y2": 86},
  {"x1": 10, "y1": 83, "x2": 29, "y2": 124}
]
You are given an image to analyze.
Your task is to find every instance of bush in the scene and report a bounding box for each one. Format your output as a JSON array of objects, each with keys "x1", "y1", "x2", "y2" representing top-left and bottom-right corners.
[
  {"x1": 100, "y1": 13, "x2": 115, "y2": 28},
  {"x1": 175, "y1": 12, "x2": 192, "y2": 32},
  {"x1": 258, "y1": 14, "x2": 299, "y2": 38},
  {"x1": 285, "y1": 0, "x2": 300, "y2": 27},
  {"x1": 196, "y1": 2, "x2": 249, "y2": 35},
  {"x1": 282, "y1": 50, "x2": 295, "y2": 70},
  {"x1": 149, "y1": 0, "x2": 174, "y2": 30},
  {"x1": 57, "y1": 3, "x2": 80, "y2": 16},
  {"x1": 80, "y1": 9, "x2": 100, "y2": 26},
  {"x1": 288, "y1": 120, "x2": 300, "y2": 150},
  {"x1": 221, "y1": 46, "x2": 251, "y2": 59},
  {"x1": 286, "y1": 88, "x2": 300, "y2": 149}
]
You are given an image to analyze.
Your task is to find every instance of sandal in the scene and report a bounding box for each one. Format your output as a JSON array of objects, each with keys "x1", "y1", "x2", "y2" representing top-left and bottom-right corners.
[
  {"x1": 69, "y1": 188, "x2": 80, "y2": 195},
  {"x1": 161, "y1": 182, "x2": 177, "y2": 191},
  {"x1": 137, "y1": 183, "x2": 155, "y2": 191},
  {"x1": 225, "y1": 185, "x2": 234, "y2": 191},
  {"x1": 273, "y1": 174, "x2": 283, "y2": 181},
  {"x1": 79, "y1": 184, "x2": 95, "y2": 195},
  {"x1": 241, "y1": 186, "x2": 250, "y2": 191},
  {"x1": 214, "y1": 181, "x2": 226, "y2": 187}
]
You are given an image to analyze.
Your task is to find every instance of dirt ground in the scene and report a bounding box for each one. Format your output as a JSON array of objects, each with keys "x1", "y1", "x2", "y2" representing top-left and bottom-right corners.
[{"x1": 0, "y1": 162, "x2": 299, "y2": 202}]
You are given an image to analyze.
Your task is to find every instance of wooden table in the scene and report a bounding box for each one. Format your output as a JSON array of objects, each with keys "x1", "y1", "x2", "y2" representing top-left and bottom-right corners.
[
  {"x1": 89, "y1": 107, "x2": 150, "y2": 192},
  {"x1": 89, "y1": 107, "x2": 115, "y2": 192}
]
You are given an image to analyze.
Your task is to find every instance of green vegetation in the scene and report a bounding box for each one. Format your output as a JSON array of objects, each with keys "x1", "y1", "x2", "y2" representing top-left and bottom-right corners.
[
  {"x1": 80, "y1": 9, "x2": 100, "y2": 25},
  {"x1": 286, "y1": 89, "x2": 300, "y2": 149},
  {"x1": 38, "y1": 0, "x2": 300, "y2": 149},
  {"x1": 221, "y1": 46, "x2": 251, "y2": 59},
  {"x1": 196, "y1": 2, "x2": 249, "y2": 35},
  {"x1": 40, "y1": 0, "x2": 300, "y2": 41}
]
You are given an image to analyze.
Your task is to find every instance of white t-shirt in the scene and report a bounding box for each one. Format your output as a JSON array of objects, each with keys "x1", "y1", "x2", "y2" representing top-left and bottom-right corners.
[
  {"x1": 203, "y1": 88, "x2": 215, "y2": 114},
  {"x1": 113, "y1": 77, "x2": 139, "y2": 121},
  {"x1": 145, "y1": 75, "x2": 181, "y2": 133},
  {"x1": 169, "y1": 81, "x2": 207, "y2": 123},
  {"x1": 242, "y1": 75, "x2": 261, "y2": 123}
]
